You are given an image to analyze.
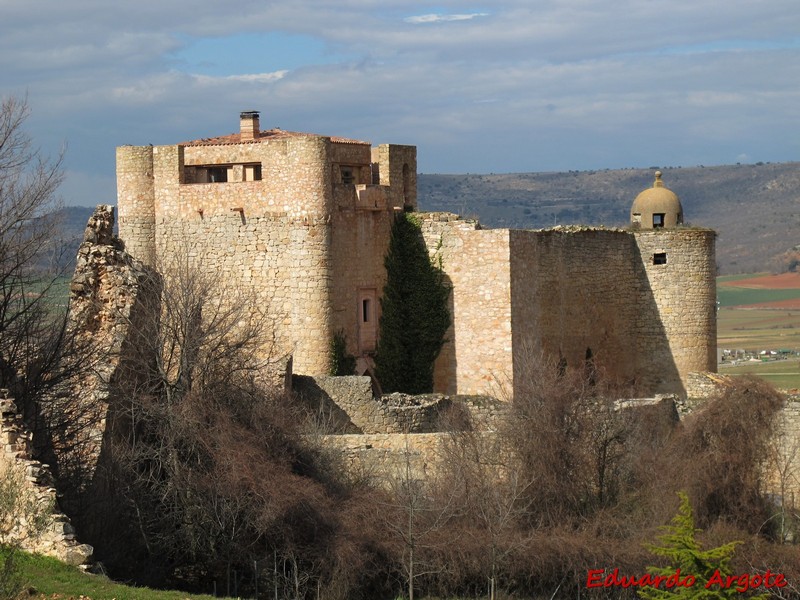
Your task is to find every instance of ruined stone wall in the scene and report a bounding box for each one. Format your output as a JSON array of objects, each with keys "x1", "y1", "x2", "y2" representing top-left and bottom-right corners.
[
  {"x1": 295, "y1": 375, "x2": 504, "y2": 434},
  {"x1": 0, "y1": 392, "x2": 94, "y2": 566},
  {"x1": 508, "y1": 228, "x2": 642, "y2": 395},
  {"x1": 634, "y1": 229, "x2": 717, "y2": 393},
  {"x1": 62, "y1": 206, "x2": 156, "y2": 488},
  {"x1": 323, "y1": 432, "x2": 452, "y2": 483}
]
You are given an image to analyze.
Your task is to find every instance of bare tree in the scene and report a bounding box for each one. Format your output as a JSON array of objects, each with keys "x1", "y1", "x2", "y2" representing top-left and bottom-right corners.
[
  {"x1": 440, "y1": 428, "x2": 534, "y2": 600},
  {"x1": 0, "y1": 95, "x2": 65, "y2": 392},
  {"x1": 378, "y1": 438, "x2": 459, "y2": 600}
]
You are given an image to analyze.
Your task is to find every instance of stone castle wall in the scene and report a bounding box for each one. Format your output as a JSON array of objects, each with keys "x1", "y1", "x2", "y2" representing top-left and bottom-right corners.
[
  {"x1": 117, "y1": 137, "x2": 415, "y2": 375},
  {"x1": 420, "y1": 216, "x2": 716, "y2": 398},
  {"x1": 767, "y1": 400, "x2": 800, "y2": 511},
  {"x1": 419, "y1": 214, "x2": 512, "y2": 396},
  {"x1": 295, "y1": 375, "x2": 505, "y2": 434},
  {"x1": 508, "y1": 228, "x2": 641, "y2": 392}
]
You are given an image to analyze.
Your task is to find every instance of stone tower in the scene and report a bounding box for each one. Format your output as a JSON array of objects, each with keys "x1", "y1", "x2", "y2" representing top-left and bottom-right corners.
[
  {"x1": 631, "y1": 172, "x2": 716, "y2": 393},
  {"x1": 116, "y1": 111, "x2": 416, "y2": 375}
]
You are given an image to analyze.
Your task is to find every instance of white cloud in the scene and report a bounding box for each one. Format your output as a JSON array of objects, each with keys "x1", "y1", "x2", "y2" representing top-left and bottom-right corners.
[
  {"x1": 192, "y1": 71, "x2": 289, "y2": 85},
  {"x1": 1, "y1": 0, "x2": 800, "y2": 179},
  {"x1": 404, "y1": 13, "x2": 490, "y2": 24}
]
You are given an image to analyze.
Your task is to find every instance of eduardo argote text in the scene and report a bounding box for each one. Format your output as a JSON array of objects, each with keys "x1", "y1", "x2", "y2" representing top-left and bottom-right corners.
[{"x1": 587, "y1": 568, "x2": 787, "y2": 593}]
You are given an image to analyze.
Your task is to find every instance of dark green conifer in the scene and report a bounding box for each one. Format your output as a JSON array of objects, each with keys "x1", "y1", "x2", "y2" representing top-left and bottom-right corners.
[
  {"x1": 638, "y1": 492, "x2": 767, "y2": 599},
  {"x1": 374, "y1": 213, "x2": 450, "y2": 394}
]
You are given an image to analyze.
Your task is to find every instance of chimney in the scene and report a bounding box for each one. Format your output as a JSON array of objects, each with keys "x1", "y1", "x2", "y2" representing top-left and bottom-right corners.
[{"x1": 240, "y1": 111, "x2": 260, "y2": 140}]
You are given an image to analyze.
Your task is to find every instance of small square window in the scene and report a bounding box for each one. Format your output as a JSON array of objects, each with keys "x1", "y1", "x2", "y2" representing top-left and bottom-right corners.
[
  {"x1": 653, "y1": 252, "x2": 667, "y2": 265},
  {"x1": 341, "y1": 167, "x2": 355, "y2": 185},
  {"x1": 653, "y1": 213, "x2": 665, "y2": 228}
]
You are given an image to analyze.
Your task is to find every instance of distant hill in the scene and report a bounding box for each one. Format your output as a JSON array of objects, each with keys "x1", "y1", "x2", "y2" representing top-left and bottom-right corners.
[
  {"x1": 47, "y1": 206, "x2": 94, "y2": 273},
  {"x1": 418, "y1": 162, "x2": 800, "y2": 275},
  {"x1": 57, "y1": 163, "x2": 798, "y2": 275}
]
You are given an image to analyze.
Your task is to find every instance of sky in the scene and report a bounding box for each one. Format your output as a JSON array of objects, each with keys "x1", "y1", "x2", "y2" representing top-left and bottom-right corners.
[{"x1": 1, "y1": 0, "x2": 799, "y2": 207}]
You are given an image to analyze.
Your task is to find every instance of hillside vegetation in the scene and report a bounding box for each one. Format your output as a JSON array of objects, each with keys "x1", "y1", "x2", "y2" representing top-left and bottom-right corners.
[{"x1": 418, "y1": 162, "x2": 800, "y2": 274}]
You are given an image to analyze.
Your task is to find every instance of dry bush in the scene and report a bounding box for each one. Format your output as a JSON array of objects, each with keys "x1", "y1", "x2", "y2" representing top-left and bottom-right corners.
[
  {"x1": 656, "y1": 376, "x2": 784, "y2": 532},
  {"x1": 422, "y1": 358, "x2": 795, "y2": 599}
]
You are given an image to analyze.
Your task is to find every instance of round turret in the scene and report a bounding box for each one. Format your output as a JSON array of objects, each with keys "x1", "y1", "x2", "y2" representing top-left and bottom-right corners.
[{"x1": 630, "y1": 171, "x2": 683, "y2": 229}]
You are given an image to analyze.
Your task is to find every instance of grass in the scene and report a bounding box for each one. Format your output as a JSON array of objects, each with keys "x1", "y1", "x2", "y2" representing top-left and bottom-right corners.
[
  {"x1": 716, "y1": 286, "x2": 800, "y2": 308},
  {"x1": 14, "y1": 551, "x2": 226, "y2": 600},
  {"x1": 719, "y1": 359, "x2": 800, "y2": 391},
  {"x1": 717, "y1": 308, "x2": 800, "y2": 351},
  {"x1": 716, "y1": 274, "x2": 800, "y2": 390}
]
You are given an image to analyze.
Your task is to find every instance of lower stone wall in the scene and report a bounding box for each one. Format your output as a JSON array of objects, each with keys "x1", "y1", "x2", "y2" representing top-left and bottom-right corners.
[
  {"x1": 766, "y1": 400, "x2": 800, "y2": 513},
  {"x1": 294, "y1": 375, "x2": 506, "y2": 434},
  {"x1": 0, "y1": 391, "x2": 92, "y2": 566},
  {"x1": 322, "y1": 433, "x2": 453, "y2": 483}
]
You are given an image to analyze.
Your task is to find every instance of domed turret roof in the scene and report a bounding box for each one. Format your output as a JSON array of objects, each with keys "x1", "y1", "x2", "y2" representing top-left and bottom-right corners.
[{"x1": 630, "y1": 171, "x2": 683, "y2": 229}]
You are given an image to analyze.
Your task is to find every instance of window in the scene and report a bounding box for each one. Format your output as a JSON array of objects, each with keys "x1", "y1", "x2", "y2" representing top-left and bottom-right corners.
[
  {"x1": 208, "y1": 166, "x2": 228, "y2": 183},
  {"x1": 341, "y1": 166, "x2": 355, "y2": 185},
  {"x1": 358, "y1": 289, "x2": 378, "y2": 353},
  {"x1": 653, "y1": 252, "x2": 667, "y2": 265},
  {"x1": 653, "y1": 213, "x2": 665, "y2": 228},
  {"x1": 362, "y1": 299, "x2": 371, "y2": 323}
]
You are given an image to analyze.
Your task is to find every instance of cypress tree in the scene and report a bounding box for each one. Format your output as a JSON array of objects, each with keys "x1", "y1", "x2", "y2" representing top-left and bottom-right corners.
[{"x1": 374, "y1": 213, "x2": 450, "y2": 394}]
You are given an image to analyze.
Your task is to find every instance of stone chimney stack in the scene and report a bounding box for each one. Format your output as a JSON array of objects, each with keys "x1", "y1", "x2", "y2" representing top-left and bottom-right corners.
[{"x1": 240, "y1": 111, "x2": 260, "y2": 140}]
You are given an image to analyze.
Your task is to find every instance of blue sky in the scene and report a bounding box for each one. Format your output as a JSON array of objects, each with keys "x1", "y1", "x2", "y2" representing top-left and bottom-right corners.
[{"x1": 1, "y1": 0, "x2": 798, "y2": 206}]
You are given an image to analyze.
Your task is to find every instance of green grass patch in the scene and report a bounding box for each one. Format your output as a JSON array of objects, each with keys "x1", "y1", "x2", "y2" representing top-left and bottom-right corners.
[
  {"x1": 15, "y1": 551, "x2": 225, "y2": 600},
  {"x1": 719, "y1": 359, "x2": 800, "y2": 391},
  {"x1": 717, "y1": 308, "x2": 800, "y2": 351},
  {"x1": 716, "y1": 286, "x2": 800, "y2": 308}
]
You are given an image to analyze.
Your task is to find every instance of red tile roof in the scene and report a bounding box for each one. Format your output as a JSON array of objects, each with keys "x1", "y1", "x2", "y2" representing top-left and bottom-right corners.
[{"x1": 181, "y1": 129, "x2": 370, "y2": 147}]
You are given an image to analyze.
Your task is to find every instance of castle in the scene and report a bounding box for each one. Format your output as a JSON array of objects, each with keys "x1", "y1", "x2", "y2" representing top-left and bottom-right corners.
[{"x1": 116, "y1": 111, "x2": 717, "y2": 399}]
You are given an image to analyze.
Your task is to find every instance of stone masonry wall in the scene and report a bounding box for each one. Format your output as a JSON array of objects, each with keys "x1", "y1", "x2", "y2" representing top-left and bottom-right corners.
[
  {"x1": 634, "y1": 229, "x2": 717, "y2": 393},
  {"x1": 419, "y1": 214, "x2": 512, "y2": 396},
  {"x1": 154, "y1": 214, "x2": 331, "y2": 374},
  {"x1": 766, "y1": 400, "x2": 800, "y2": 512},
  {"x1": 508, "y1": 227, "x2": 642, "y2": 395},
  {"x1": 58, "y1": 206, "x2": 155, "y2": 491},
  {"x1": 329, "y1": 195, "x2": 399, "y2": 361},
  {"x1": 295, "y1": 375, "x2": 505, "y2": 434},
  {"x1": 0, "y1": 391, "x2": 93, "y2": 566},
  {"x1": 117, "y1": 136, "x2": 416, "y2": 376},
  {"x1": 418, "y1": 218, "x2": 716, "y2": 398}
]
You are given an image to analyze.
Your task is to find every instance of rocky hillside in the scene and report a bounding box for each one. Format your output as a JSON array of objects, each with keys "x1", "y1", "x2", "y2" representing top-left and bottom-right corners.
[{"x1": 418, "y1": 162, "x2": 800, "y2": 275}]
